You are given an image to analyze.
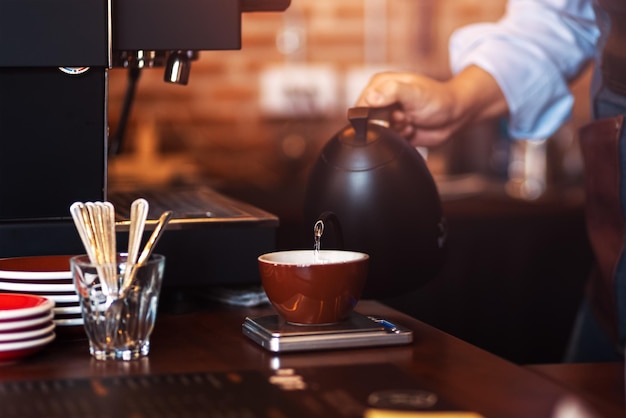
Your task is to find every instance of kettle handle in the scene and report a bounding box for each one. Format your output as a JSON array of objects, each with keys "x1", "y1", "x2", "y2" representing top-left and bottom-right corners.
[
  {"x1": 368, "y1": 102, "x2": 402, "y2": 126},
  {"x1": 347, "y1": 103, "x2": 403, "y2": 143}
]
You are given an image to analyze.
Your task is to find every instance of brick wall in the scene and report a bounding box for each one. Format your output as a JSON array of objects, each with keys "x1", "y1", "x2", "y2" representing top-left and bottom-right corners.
[
  {"x1": 107, "y1": 0, "x2": 588, "y2": 205},
  {"x1": 108, "y1": 1, "x2": 510, "y2": 188},
  {"x1": 109, "y1": 0, "x2": 507, "y2": 125}
]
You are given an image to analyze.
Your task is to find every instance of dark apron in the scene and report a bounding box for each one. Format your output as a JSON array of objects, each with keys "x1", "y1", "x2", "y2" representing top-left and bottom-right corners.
[
  {"x1": 573, "y1": 0, "x2": 626, "y2": 360},
  {"x1": 596, "y1": 0, "x2": 626, "y2": 96},
  {"x1": 579, "y1": 114, "x2": 624, "y2": 353}
]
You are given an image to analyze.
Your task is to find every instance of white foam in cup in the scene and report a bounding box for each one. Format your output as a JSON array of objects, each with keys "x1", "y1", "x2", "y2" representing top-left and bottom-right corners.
[{"x1": 259, "y1": 250, "x2": 368, "y2": 265}]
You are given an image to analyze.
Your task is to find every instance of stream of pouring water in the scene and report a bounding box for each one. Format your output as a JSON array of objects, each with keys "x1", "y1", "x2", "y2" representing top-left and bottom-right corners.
[{"x1": 314, "y1": 220, "x2": 324, "y2": 261}]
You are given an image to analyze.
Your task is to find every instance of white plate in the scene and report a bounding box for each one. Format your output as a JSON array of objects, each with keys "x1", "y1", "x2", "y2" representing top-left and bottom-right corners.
[
  {"x1": 53, "y1": 305, "x2": 81, "y2": 315},
  {"x1": 0, "y1": 277, "x2": 71, "y2": 284},
  {"x1": 0, "y1": 255, "x2": 72, "y2": 281},
  {"x1": 0, "y1": 274, "x2": 71, "y2": 281},
  {"x1": 54, "y1": 317, "x2": 83, "y2": 327},
  {"x1": 38, "y1": 293, "x2": 79, "y2": 303},
  {"x1": 0, "y1": 322, "x2": 55, "y2": 342},
  {"x1": 0, "y1": 281, "x2": 75, "y2": 293},
  {"x1": 0, "y1": 270, "x2": 70, "y2": 280},
  {"x1": 0, "y1": 331, "x2": 55, "y2": 351},
  {"x1": 54, "y1": 313, "x2": 82, "y2": 321},
  {"x1": 0, "y1": 311, "x2": 54, "y2": 332},
  {"x1": 0, "y1": 296, "x2": 54, "y2": 321}
]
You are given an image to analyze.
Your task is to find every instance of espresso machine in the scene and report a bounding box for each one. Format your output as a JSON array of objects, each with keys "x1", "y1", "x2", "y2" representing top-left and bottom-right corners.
[{"x1": 0, "y1": 0, "x2": 288, "y2": 295}]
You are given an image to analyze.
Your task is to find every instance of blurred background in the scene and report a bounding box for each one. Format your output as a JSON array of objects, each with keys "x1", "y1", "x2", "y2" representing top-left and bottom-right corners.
[{"x1": 107, "y1": 0, "x2": 594, "y2": 365}]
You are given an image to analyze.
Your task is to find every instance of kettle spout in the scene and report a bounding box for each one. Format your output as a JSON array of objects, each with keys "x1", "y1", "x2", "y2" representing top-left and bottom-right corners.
[{"x1": 315, "y1": 211, "x2": 344, "y2": 250}]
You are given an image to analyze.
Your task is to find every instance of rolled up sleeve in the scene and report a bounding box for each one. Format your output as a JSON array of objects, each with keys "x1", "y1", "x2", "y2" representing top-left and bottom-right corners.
[{"x1": 449, "y1": 0, "x2": 599, "y2": 139}]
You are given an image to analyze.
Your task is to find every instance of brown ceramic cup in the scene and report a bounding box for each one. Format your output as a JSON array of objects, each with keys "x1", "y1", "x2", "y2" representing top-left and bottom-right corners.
[{"x1": 258, "y1": 250, "x2": 369, "y2": 325}]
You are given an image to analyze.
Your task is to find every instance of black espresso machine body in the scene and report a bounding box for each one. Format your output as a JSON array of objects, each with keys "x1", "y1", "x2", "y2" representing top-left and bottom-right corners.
[{"x1": 0, "y1": 0, "x2": 287, "y2": 289}]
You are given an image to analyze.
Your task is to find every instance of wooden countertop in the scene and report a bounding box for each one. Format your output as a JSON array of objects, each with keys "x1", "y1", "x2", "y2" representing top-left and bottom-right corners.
[
  {"x1": 0, "y1": 301, "x2": 618, "y2": 418},
  {"x1": 527, "y1": 362, "x2": 625, "y2": 418}
]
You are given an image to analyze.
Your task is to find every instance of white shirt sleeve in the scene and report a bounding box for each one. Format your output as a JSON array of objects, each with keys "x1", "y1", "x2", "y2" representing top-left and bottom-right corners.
[{"x1": 449, "y1": 0, "x2": 600, "y2": 139}]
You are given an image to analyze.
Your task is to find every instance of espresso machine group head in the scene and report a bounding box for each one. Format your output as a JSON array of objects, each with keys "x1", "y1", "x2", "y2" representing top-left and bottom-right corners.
[{"x1": 0, "y1": 1, "x2": 289, "y2": 260}]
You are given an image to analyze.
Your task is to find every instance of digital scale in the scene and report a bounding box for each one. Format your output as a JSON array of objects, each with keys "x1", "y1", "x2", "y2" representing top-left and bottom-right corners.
[{"x1": 242, "y1": 312, "x2": 413, "y2": 352}]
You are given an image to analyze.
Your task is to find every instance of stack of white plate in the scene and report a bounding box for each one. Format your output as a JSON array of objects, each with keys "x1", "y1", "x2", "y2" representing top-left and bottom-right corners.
[
  {"x1": 0, "y1": 255, "x2": 83, "y2": 329},
  {"x1": 0, "y1": 293, "x2": 56, "y2": 362}
]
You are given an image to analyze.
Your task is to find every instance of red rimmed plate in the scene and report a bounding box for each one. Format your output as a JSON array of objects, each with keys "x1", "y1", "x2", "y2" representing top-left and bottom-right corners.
[
  {"x1": 0, "y1": 321, "x2": 55, "y2": 342},
  {"x1": 0, "y1": 332, "x2": 55, "y2": 363},
  {"x1": 0, "y1": 289, "x2": 78, "y2": 303},
  {"x1": 0, "y1": 294, "x2": 54, "y2": 321},
  {"x1": 0, "y1": 311, "x2": 54, "y2": 332},
  {"x1": 0, "y1": 255, "x2": 73, "y2": 280}
]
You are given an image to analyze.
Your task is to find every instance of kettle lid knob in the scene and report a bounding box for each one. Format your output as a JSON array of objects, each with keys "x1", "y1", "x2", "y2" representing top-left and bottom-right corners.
[{"x1": 347, "y1": 107, "x2": 370, "y2": 143}]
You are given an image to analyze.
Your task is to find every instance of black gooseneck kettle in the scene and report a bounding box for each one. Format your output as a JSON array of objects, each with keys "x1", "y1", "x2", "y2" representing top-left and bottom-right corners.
[{"x1": 303, "y1": 105, "x2": 447, "y2": 299}]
